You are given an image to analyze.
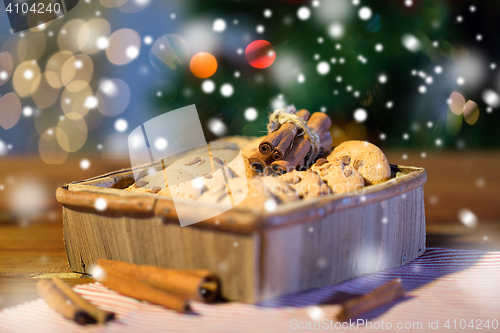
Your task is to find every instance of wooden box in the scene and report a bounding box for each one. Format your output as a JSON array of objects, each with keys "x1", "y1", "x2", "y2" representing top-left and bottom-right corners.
[{"x1": 56, "y1": 160, "x2": 426, "y2": 303}]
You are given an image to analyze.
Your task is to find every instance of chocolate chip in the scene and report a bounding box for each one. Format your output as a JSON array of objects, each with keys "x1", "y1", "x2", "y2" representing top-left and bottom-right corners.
[
  {"x1": 315, "y1": 158, "x2": 328, "y2": 166},
  {"x1": 340, "y1": 155, "x2": 351, "y2": 165},
  {"x1": 150, "y1": 186, "x2": 161, "y2": 194},
  {"x1": 204, "y1": 173, "x2": 213, "y2": 179},
  {"x1": 135, "y1": 178, "x2": 149, "y2": 188},
  {"x1": 185, "y1": 156, "x2": 201, "y2": 166},
  {"x1": 213, "y1": 157, "x2": 224, "y2": 165},
  {"x1": 343, "y1": 168, "x2": 353, "y2": 177},
  {"x1": 353, "y1": 159, "x2": 364, "y2": 170}
]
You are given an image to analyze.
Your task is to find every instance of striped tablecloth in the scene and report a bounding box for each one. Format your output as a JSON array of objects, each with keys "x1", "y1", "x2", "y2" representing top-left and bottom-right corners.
[{"x1": 1, "y1": 248, "x2": 499, "y2": 333}]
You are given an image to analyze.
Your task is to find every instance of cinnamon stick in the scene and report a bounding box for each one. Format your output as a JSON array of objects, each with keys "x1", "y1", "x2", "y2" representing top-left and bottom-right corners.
[
  {"x1": 270, "y1": 110, "x2": 311, "y2": 161},
  {"x1": 97, "y1": 259, "x2": 219, "y2": 303},
  {"x1": 92, "y1": 264, "x2": 190, "y2": 313},
  {"x1": 336, "y1": 279, "x2": 405, "y2": 322},
  {"x1": 307, "y1": 112, "x2": 332, "y2": 136},
  {"x1": 319, "y1": 130, "x2": 333, "y2": 153},
  {"x1": 270, "y1": 112, "x2": 332, "y2": 174},
  {"x1": 259, "y1": 109, "x2": 310, "y2": 156},
  {"x1": 52, "y1": 276, "x2": 115, "y2": 323},
  {"x1": 271, "y1": 136, "x2": 311, "y2": 174},
  {"x1": 36, "y1": 279, "x2": 96, "y2": 325},
  {"x1": 248, "y1": 151, "x2": 273, "y2": 175}
]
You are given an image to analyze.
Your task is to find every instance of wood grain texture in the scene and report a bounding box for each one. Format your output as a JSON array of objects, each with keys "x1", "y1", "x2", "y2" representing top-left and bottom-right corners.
[
  {"x1": 259, "y1": 187, "x2": 425, "y2": 300},
  {"x1": 63, "y1": 207, "x2": 259, "y2": 302}
]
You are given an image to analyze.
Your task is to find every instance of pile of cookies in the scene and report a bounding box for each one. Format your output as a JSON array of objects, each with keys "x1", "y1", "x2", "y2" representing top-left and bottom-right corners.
[
  {"x1": 125, "y1": 147, "x2": 254, "y2": 199},
  {"x1": 124, "y1": 137, "x2": 391, "y2": 211}
]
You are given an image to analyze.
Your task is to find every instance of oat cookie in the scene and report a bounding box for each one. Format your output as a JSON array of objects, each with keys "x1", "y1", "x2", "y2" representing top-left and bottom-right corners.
[
  {"x1": 311, "y1": 158, "x2": 364, "y2": 194},
  {"x1": 211, "y1": 149, "x2": 255, "y2": 179},
  {"x1": 198, "y1": 176, "x2": 298, "y2": 211},
  {"x1": 278, "y1": 170, "x2": 330, "y2": 199},
  {"x1": 327, "y1": 140, "x2": 391, "y2": 185}
]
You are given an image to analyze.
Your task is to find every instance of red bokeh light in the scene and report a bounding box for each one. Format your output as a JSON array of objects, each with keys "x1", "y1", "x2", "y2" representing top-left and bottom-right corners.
[{"x1": 245, "y1": 40, "x2": 276, "y2": 69}]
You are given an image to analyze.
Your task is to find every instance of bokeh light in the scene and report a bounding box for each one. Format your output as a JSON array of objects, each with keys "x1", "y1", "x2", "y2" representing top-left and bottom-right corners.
[
  {"x1": 80, "y1": 159, "x2": 90, "y2": 170},
  {"x1": 358, "y1": 7, "x2": 372, "y2": 20},
  {"x1": 31, "y1": 72, "x2": 61, "y2": 109},
  {"x1": 482, "y1": 89, "x2": 500, "y2": 107},
  {"x1": 114, "y1": 118, "x2": 128, "y2": 132},
  {"x1": 190, "y1": 52, "x2": 217, "y2": 78},
  {"x1": 106, "y1": 29, "x2": 141, "y2": 65},
  {"x1": 57, "y1": 112, "x2": 88, "y2": 152},
  {"x1": 0, "y1": 93, "x2": 22, "y2": 130},
  {"x1": 0, "y1": 52, "x2": 13, "y2": 86},
  {"x1": 96, "y1": 78, "x2": 131, "y2": 117},
  {"x1": 45, "y1": 51, "x2": 74, "y2": 89},
  {"x1": 13, "y1": 61, "x2": 41, "y2": 97},
  {"x1": 402, "y1": 34, "x2": 420, "y2": 52},
  {"x1": 61, "y1": 85, "x2": 94, "y2": 116},
  {"x1": 353, "y1": 108, "x2": 368, "y2": 122},
  {"x1": 297, "y1": 7, "x2": 311, "y2": 20},
  {"x1": 201, "y1": 80, "x2": 215, "y2": 93},
  {"x1": 220, "y1": 83, "x2": 234, "y2": 97},
  {"x1": 77, "y1": 19, "x2": 111, "y2": 54},
  {"x1": 212, "y1": 19, "x2": 226, "y2": 32},
  {"x1": 328, "y1": 23, "x2": 344, "y2": 39},
  {"x1": 23, "y1": 106, "x2": 33, "y2": 117},
  {"x1": 458, "y1": 209, "x2": 478, "y2": 228},
  {"x1": 38, "y1": 127, "x2": 69, "y2": 164},
  {"x1": 317, "y1": 61, "x2": 330, "y2": 75},
  {"x1": 244, "y1": 108, "x2": 258, "y2": 121},
  {"x1": 58, "y1": 20, "x2": 86, "y2": 53},
  {"x1": 150, "y1": 34, "x2": 190, "y2": 71},
  {"x1": 463, "y1": 100, "x2": 479, "y2": 125},
  {"x1": 448, "y1": 91, "x2": 465, "y2": 115},
  {"x1": 245, "y1": 40, "x2": 276, "y2": 69},
  {"x1": 207, "y1": 118, "x2": 227, "y2": 136},
  {"x1": 61, "y1": 54, "x2": 94, "y2": 92}
]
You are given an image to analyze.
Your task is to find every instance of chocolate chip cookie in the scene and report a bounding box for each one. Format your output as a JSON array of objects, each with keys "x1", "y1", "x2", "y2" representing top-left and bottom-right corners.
[{"x1": 327, "y1": 140, "x2": 391, "y2": 185}]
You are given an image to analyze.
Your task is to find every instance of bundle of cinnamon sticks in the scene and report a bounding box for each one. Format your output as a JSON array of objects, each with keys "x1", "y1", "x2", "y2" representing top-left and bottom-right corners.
[
  {"x1": 92, "y1": 259, "x2": 219, "y2": 313},
  {"x1": 249, "y1": 108, "x2": 333, "y2": 175}
]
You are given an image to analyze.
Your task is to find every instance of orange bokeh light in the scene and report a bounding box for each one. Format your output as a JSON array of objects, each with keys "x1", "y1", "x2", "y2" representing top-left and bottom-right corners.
[{"x1": 190, "y1": 52, "x2": 217, "y2": 78}]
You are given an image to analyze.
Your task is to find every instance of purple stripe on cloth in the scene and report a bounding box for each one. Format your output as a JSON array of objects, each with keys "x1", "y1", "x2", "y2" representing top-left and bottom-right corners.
[{"x1": 1, "y1": 248, "x2": 499, "y2": 333}]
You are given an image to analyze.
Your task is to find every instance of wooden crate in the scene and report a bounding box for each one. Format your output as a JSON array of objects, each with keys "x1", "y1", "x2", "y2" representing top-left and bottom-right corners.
[{"x1": 56, "y1": 164, "x2": 426, "y2": 303}]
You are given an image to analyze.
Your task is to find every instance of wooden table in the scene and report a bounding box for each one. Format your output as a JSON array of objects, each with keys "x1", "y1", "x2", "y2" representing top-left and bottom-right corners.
[{"x1": 1, "y1": 151, "x2": 499, "y2": 310}]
